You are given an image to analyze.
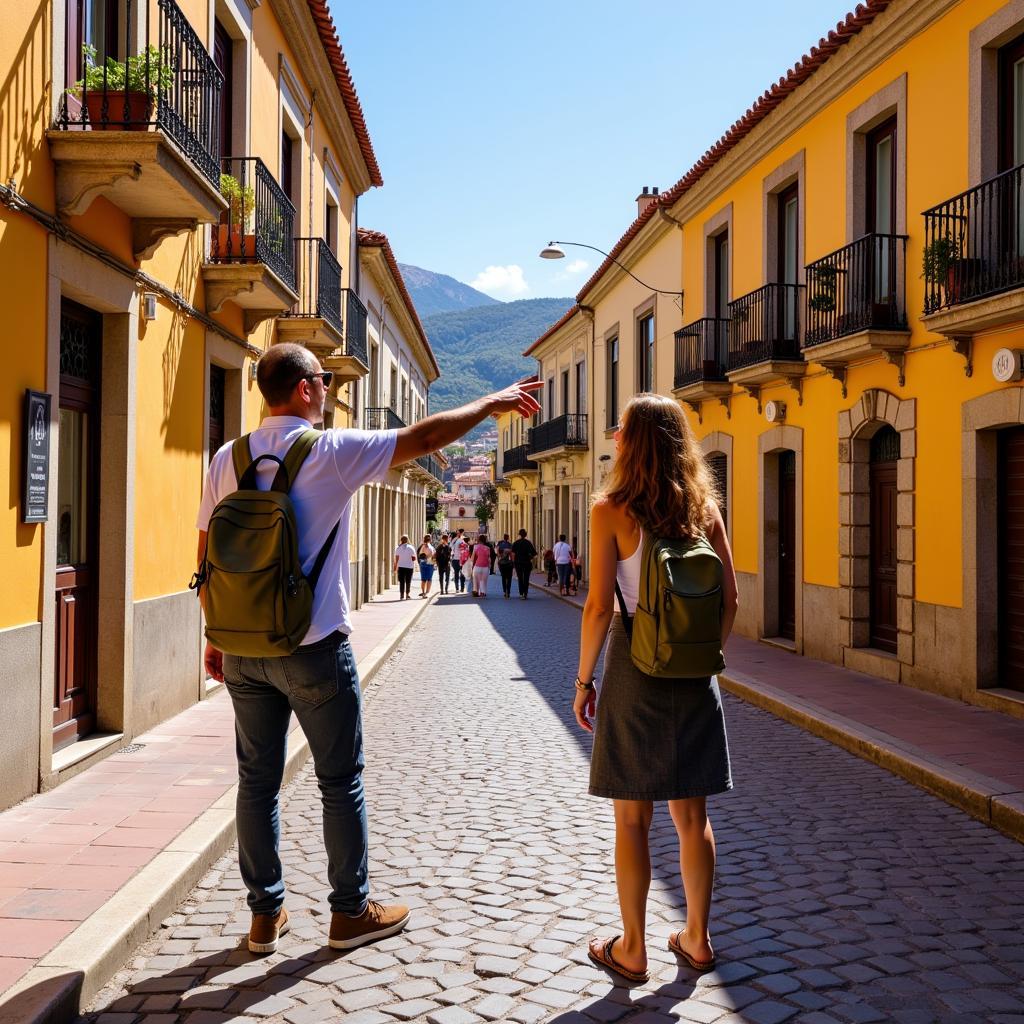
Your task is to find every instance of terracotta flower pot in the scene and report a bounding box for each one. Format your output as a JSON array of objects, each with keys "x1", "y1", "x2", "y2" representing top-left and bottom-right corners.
[
  {"x1": 213, "y1": 224, "x2": 257, "y2": 260},
  {"x1": 84, "y1": 90, "x2": 152, "y2": 130}
]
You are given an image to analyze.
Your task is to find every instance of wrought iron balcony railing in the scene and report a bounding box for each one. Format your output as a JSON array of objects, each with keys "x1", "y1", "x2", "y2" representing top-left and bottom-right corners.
[
  {"x1": 343, "y1": 288, "x2": 369, "y2": 366},
  {"x1": 415, "y1": 454, "x2": 443, "y2": 481},
  {"x1": 502, "y1": 443, "x2": 538, "y2": 473},
  {"x1": 284, "y1": 237, "x2": 341, "y2": 332},
  {"x1": 55, "y1": 0, "x2": 222, "y2": 186},
  {"x1": 674, "y1": 318, "x2": 730, "y2": 388},
  {"x1": 803, "y1": 233, "x2": 909, "y2": 347},
  {"x1": 727, "y1": 283, "x2": 804, "y2": 371},
  {"x1": 923, "y1": 163, "x2": 1024, "y2": 314},
  {"x1": 528, "y1": 414, "x2": 588, "y2": 455},
  {"x1": 365, "y1": 407, "x2": 405, "y2": 431},
  {"x1": 210, "y1": 156, "x2": 295, "y2": 289}
]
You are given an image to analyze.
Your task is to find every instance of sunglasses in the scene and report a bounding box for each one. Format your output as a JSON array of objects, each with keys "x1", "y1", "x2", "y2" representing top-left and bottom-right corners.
[{"x1": 297, "y1": 371, "x2": 333, "y2": 389}]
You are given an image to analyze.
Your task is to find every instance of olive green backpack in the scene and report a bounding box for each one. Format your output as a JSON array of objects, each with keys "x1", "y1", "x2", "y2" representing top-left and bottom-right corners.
[
  {"x1": 191, "y1": 430, "x2": 339, "y2": 657},
  {"x1": 615, "y1": 533, "x2": 726, "y2": 679}
]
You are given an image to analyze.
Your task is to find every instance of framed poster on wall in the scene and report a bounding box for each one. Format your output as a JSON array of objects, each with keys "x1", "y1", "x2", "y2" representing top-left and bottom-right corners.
[{"x1": 23, "y1": 389, "x2": 51, "y2": 524}]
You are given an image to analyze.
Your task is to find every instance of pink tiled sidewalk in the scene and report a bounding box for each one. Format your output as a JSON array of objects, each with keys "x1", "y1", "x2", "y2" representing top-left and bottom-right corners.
[{"x1": 0, "y1": 582, "x2": 429, "y2": 1001}]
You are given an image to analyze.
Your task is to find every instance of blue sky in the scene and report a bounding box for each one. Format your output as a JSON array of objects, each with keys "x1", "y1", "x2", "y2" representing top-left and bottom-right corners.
[{"x1": 331, "y1": 1, "x2": 849, "y2": 302}]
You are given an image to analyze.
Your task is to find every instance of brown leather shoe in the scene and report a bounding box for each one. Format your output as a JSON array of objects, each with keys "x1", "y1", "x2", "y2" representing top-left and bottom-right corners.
[
  {"x1": 248, "y1": 907, "x2": 289, "y2": 954},
  {"x1": 329, "y1": 899, "x2": 410, "y2": 950}
]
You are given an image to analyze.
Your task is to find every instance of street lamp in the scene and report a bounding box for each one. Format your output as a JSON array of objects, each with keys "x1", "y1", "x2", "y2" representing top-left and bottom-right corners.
[{"x1": 539, "y1": 240, "x2": 684, "y2": 308}]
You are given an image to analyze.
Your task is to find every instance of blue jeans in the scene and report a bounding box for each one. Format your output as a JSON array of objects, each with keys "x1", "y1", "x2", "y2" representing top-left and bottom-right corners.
[
  {"x1": 556, "y1": 562, "x2": 572, "y2": 589},
  {"x1": 223, "y1": 631, "x2": 368, "y2": 917}
]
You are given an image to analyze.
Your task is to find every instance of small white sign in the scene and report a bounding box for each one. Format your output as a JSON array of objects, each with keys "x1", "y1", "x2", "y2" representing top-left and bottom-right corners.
[
  {"x1": 765, "y1": 400, "x2": 786, "y2": 423},
  {"x1": 992, "y1": 348, "x2": 1024, "y2": 384}
]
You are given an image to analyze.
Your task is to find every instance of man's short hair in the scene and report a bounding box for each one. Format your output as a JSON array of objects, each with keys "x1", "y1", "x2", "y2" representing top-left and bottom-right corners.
[
  {"x1": 559, "y1": 533, "x2": 566, "y2": 542},
  {"x1": 519, "y1": 529, "x2": 527, "y2": 537},
  {"x1": 400, "y1": 534, "x2": 409, "y2": 543},
  {"x1": 256, "y1": 343, "x2": 317, "y2": 407}
]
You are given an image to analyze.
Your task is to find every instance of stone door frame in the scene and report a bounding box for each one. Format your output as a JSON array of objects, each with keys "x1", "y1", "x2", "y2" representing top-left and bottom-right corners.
[{"x1": 837, "y1": 389, "x2": 916, "y2": 674}]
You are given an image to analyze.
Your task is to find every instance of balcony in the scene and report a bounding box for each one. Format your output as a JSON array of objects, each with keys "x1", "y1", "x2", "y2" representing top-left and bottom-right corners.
[
  {"x1": 502, "y1": 443, "x2": 538, "y2": 476},
  {"x1": 277, "y1": 237, "x2": 342, "y2": 350},
  {"x1": 324, "y1": 289, "x2": 370, "y2": 384},
  {"x1": 365, "y1": 407, "x2": 406, "y2": 431},
  {"x1": 528, "y1": 414, "x2": 588, "y2": 459},
  {"x1": 202, "y1": 156, "x2": 298, "y2": 331},
  {"x1": 48, "y1": 0, "x2": 227, "y2": 259},
  {"x1": 921, "y1": 164, "x2": 1024, "y2": 367},
  {"x1": 725, "y1": 283, "x2": 806, "y2": 392},
  {"x1": 672, "y1": 318, "x2": 732, "y2": 406},
  {"x1": 414, "y1": 454, "x2": 444, "y2": 483}
]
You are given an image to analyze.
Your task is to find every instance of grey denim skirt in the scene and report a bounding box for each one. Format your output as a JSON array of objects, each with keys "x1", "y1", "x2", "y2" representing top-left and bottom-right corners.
[{"x1": 589, "y1": 617, "x2": 733, "y2": 801}]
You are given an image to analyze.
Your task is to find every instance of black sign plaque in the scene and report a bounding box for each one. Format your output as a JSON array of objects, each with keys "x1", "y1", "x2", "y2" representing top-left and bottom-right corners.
[{"x1": 23, "y1": 389, "x2": 51, "y2": 524}]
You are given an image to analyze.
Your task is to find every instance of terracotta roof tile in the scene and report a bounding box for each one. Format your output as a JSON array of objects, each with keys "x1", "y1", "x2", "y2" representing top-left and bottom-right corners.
[
  {"x1": 357, "y1": 228, "x2": 440, "y2": 378},
  {"x1": 305, "y1": 0, "x2": 383, "y2": 188},
  {"x1": 574, "y1": 0, "x2": 894, "y2": 303}
]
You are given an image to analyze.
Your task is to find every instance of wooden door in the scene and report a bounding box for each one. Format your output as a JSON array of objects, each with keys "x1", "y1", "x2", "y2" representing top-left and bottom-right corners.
[
  {"x1": 869, "y1": 426, "x2": 899, "y2": 654},
  {"x1": 213, "y1": 20, "x2": 233, "y2": 163},
  {"x1": 999, "y1": 427, "x2": 1024, "y2": 689},
  {"x1": 54, "y1": 300, "x2": 101, "y2": 749},
  {"x1": 866, "y1": 117, "x2": 897, "y2": 314},
  {"x1": 208, "y1": 363, "x2": 225, "y2": 460},
  {"x1": 777, "y1": 183, "x2": 799, "y2": 341},
  {"x1": 777, "y1": 451, "x2": 796, "y2": 641}
]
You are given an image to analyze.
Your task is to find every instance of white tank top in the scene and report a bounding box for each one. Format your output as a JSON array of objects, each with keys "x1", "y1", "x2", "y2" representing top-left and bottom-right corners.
[{"x1": 616, "y1": 528, "x2": 644, "y2": 614}]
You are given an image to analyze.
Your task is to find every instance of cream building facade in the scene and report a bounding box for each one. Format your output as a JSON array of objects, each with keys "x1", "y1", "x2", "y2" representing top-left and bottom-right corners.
[{"x1": 354, "y1": 229, "x2": 443, "y2": 603}]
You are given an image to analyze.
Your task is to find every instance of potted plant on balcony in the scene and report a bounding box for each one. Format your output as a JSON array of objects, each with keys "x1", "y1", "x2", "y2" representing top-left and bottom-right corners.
[
  {"x1": 73, "y1": 44, "x2": 174, "y2": 130},
  {"x1": 808, "y1": 263, "x2": 838, "y2": 314},
  {"x1": 922, "y1": 234, "x2": 981, "y2": 306},
  {"x1": 215, "y1": 174, "x2": 256, "y2": 259}
]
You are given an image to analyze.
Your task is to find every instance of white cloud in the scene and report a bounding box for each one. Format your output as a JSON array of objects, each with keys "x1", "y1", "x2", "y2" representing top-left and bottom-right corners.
[
  {"x1": 555, "y1": 258, "x2": 589, "y2": 281},
  {"x1": 471, "y1": 264, "x2": 529, "y2": 299}
]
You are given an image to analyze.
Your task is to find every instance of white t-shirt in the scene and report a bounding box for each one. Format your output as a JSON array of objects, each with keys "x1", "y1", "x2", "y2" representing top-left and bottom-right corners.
[
  {"x1": 417, "y1": 543, "x2": 436, "y2": 562},
  {"x1": 450, "y1": 538, "x2": 467, "y2": 561},
  {"x1": 394, "y1": 543, "x2": 417, "y2": 569},
  {"x1": 197, "y1": 415, "x2": 397, "y2": 643},
  {"x1": 553, "y1": 541, "x2": 573, "y2": 564}
]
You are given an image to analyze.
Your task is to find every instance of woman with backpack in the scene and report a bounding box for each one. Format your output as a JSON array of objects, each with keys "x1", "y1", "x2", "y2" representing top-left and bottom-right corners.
[
  {"x1": 572, "y1": 394, "x2": 738, "y2": 985},
  {"x1": 496, "y1": 533, "x2": 515, "y2": 598}
]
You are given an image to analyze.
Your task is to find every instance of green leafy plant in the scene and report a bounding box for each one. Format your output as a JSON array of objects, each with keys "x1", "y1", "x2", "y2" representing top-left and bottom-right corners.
[
  {"x1": 475, "y1": 481, "x2": 499, "y2": 526},
  {"x1": 219, "y1": 174, "x2": 255, "y2": 229},
  {"x1": 731, "y1": 305, "x2": 748, "y2": 324},
  {"x1": 921, "y1": 235, "x2": 959, "y2": 284},
  {"x1": 74, "y1": 43, "x2": 175, "y2": 97},
  {"x1": 807, "y1": 262, "x2": 838, "y2": 314}
]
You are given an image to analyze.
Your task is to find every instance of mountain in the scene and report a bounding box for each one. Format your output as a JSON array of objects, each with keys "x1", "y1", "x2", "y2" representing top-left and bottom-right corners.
[
  {"x1": 423, "y1": 297, "x2": 574, "y2": 423},
  {"x1": 398, "y1": 263, "x2": 501, "y2": 317}
]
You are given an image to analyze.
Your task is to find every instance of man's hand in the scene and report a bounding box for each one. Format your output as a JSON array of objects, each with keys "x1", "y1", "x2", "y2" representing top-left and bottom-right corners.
[
  {"x1": 205, "y1": 642, "x2": 224, "y2": 683},
  {"x1": 487, "y1": 379, "x2": 543, "y2": 419}
]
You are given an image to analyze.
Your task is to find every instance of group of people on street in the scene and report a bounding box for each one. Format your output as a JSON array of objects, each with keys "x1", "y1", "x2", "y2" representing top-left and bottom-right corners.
[
  {"x1": 197, "y1": 345, "x2": 736, "y2": 986},
  {"x1": 543, "y1": 534, "x2": 583, "y2": 596},
  {"x1": 394, "y1": 527, "x2": 539, "y2": 599}
]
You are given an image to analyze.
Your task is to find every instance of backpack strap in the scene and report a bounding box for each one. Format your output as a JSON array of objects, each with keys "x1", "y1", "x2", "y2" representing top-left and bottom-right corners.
[
  {"x1": 231, "y1": 434, "x2": 253, "y2": 484},
  {"x1": 272, "y1": 429, "x2": 321, "y2": 493},
  {"x1": 614, "y1": 582, "x2": 633, "y2": 641}
]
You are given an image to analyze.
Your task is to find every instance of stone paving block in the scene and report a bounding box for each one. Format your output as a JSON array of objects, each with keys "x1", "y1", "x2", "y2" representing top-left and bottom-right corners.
[
  {"x1": 424, "y1": 1007, "x2": 483, "y2": 1024},
  {"x1": 470, "y1": 992, "x2": 516, "y2": 1020},
  {"x1": 335, "y1": 986, "x2": 396, "y2": 1012},
  {"x1": 384, "y1": 998, "x2": 441, "y2": 1019}
]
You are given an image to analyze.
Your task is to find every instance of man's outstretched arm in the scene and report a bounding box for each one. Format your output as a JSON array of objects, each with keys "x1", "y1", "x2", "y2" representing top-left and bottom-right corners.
[{"x1": 390, "y1": 380, "x2": 542, "y2": 469}]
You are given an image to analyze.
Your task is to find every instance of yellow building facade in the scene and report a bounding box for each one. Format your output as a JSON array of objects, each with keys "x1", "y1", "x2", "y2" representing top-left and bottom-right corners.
[
  {"x1": 535, "y1": 0, "x2": 1024, "y2": 712},
  {"x1": 0, "y1": 0, "x2": 381, "y2": 808}
]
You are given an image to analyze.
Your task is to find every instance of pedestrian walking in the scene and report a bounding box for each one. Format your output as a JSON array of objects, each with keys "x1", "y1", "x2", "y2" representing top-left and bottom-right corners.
[
  {"x1": 470, "y1": 532, "x2": 491, "y2": 596},
  {"x1": 543, "y1": 545, "x2": 556, "y2": 586},
  {"x1": 451, "y1": 529, "x2": 467, "y2": 593},
  {"x1": 435, "y1": 533, "x2": 452, "y2": 594},
  {"x1": 496, "y1": 533, "x2": 514, "y2": 598},
  {"x1": 394, "y1": 535, "x2": 417, "y2": 600},
  {"x1": 511, "y1": 528, "x2": 537, "y2": 599},
  {"x1": 571, "y1": 393, "x2": 737, "y2": 984},
  {"x1": 457, "y1": 536, "x2": 472, "y2": 593},
  {"x1": 194, "y1": 341, "x2": 541, "y2": 955},
  {"x1": 417, "y1": 534, "x2": 436, "y2": 597},
  {"x1": 553, "y1": 533, "x2": 573, "y2": 595}
]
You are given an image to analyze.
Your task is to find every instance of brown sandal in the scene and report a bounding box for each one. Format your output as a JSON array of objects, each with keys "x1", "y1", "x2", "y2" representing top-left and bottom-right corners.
[
  {"x1": 668, "y1": 931, "x2": 716, "y2": 971},
  {"x1": 587, "y1": 935, "x2": 649, "y2": 984}
]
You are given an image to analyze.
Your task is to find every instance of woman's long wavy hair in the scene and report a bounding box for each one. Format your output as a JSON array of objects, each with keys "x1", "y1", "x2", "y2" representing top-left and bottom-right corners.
[{"x1": 600, "y1": 394, "x2": 718, "y2": 538}]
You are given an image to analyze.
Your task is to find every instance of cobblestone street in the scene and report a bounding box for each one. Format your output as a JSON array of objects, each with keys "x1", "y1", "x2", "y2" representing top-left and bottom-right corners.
[{"x1": 81, "y1": 590, "x2": 1024, "y2": 1024}]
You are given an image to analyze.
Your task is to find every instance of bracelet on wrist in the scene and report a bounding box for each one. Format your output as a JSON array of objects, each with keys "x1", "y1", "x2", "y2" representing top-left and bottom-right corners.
[{"x1": 574, "y1": 676, "x2": 595, "y2": 692}]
